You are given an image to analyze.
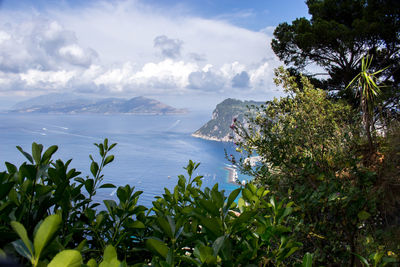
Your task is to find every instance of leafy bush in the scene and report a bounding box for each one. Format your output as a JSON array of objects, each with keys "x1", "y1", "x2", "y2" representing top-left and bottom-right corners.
[
  {"x1": 231, "y1": 68, "x2": 399, "y2": 265},
  {"x1": 0, "y1": 140, "x2": 308, "y2": 266}
]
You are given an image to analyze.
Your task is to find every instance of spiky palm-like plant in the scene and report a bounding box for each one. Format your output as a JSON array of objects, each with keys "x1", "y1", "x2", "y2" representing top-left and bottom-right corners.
[{"x1": 347, "y1": 55, "x2": 388, "y2": 153}]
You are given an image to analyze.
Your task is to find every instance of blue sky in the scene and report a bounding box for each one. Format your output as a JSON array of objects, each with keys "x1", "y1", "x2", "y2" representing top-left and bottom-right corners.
[
  {"x1": 0, "y1": 0, "x2": 309, "y2": 110},
  {"x1": 2, "y1": 0, "x2": 309, "y2": 30}
]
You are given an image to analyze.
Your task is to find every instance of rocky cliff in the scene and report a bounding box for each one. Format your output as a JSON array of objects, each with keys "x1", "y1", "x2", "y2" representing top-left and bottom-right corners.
[{"x1": 192, "y1": 98, "x2": 262, "y2": 142}]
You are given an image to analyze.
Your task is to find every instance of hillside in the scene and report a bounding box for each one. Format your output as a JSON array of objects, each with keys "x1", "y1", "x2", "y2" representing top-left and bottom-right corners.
[
  {"x1": 192, "y1": 98, "x2": 262, "y2": 142},
  {"x1": 9, "y1": 94, "x2": 187, "y2": 115}
]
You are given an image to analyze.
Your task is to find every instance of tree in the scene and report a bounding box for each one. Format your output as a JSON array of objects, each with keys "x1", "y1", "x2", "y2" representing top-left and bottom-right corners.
[
  {"x1": 271, "y1": 0, "x2": 400, "y2": 112},
  {"x1": 231, "y1": 68, "x2": 394, "y2": 265},
  {"x1": 347, "y1": 55, "x2": 387, "y2": 153}
]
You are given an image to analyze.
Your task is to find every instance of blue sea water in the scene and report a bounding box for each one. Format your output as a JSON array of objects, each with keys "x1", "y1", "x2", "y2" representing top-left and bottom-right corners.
[{"x1": 0, "y1": 112, "x2": 240, "y2": 207}]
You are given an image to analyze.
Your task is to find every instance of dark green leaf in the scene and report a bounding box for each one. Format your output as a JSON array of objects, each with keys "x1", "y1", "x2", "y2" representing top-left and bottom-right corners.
[
  {"x1": 16, "y1": 146, "x2": 33, "y2": 164},
  {"x1": 353, "y1": 253, "x2": 369, "y2": 266},
  {"x1": 5, "y1": 162, "x2": 17, "y2": 174},
  {"x1": 99, "y1": 183, "x2": 116, "y2": 189},
  {"x1": 127, "y1": 220, "x2": 145, "y2": 229},
  {"x1": 357, "y1": 211, "x2": 371, "y2": 221},
  {"x1": 90, "y1": 162, "x2": 99, "y2": 177},
  {"x1": 302, "y1": 252, "x2": 313, "y2": 267},
  {"x1": 32, "y1": 142, "x2": 43, "y2": 165},
  {"x1": 104, "y1": 155, "x2": 114, "y2": 166},
  {"x1": 212, "y1": 235, "x2": 226, "y2": 256},
  {"x1": 85, "y1": 179, "x2": 94, "y2": 194},
  {"x1": 0, "y1": 182, "x2": 14, "y2": 200},
  {"x1": 103, "y1": 200, "x2": 117, "y2": 214},
  {"x1": 226, "y1": 188, "x2": 241, "y2": 209},
  {"x1": 11, "y1": 239, "x2": 32, "y2": 261},
  {"x1": 146, "y1": 238, "x2": 168, "y2": 259},
  {"x1": 41, "y1": 145, "x2": 58, "y2": 164}
]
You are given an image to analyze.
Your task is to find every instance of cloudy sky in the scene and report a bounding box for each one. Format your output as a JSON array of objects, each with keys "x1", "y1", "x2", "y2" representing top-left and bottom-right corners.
[{"x1": 0, "y1": 0, "x2": 309, "y2": 110}]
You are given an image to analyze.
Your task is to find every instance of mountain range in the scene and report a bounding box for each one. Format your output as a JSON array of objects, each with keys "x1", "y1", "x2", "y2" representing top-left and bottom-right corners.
[{"x1": 9, "y1": 93, "x2": 187, "y2": 115}]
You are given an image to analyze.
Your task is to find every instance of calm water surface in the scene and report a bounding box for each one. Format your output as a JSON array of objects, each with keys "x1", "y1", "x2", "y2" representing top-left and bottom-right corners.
[{"x1": 0, "y1": 113, "x2": 240, "y2": 207}]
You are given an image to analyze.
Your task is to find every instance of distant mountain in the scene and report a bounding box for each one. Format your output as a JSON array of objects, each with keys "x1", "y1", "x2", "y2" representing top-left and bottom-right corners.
[
  {"x1": 192, "y1": 98, "x2": 263, "y2": 142},
  {"x1": 10, "y1": 94, "x2": 187, "y2": 115}
]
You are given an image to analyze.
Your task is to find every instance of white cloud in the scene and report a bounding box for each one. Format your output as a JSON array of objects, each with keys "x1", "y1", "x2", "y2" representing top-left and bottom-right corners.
[
  {"x1": 153, "y1": 35, "x2": 183, "y2": 59},
  {"x1": 20, "y1": 69, "x2": 76, "y2": 88},
  {"x1": 0, "y1": 18, "x2": 98, "y2": 73},
  {"x1": 188, "y1": 68, "x2": 225, "y2": 91},
  {"x1": 0, "y1": 0, "x2": 283, "y2": 105}
]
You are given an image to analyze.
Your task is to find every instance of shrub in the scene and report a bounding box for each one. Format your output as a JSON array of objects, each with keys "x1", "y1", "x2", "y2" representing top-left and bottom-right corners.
[
  {"x1": 231, "y1": 68, "x2": 399, "y2": 265},
  {"x1": 0, "y1": 140, "x2": 306, "y2": 266}
]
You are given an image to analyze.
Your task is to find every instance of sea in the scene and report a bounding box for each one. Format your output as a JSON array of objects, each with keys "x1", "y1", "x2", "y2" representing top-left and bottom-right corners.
[{"x1": 0, "y1": 112, "x2": 240, "y2": 207}]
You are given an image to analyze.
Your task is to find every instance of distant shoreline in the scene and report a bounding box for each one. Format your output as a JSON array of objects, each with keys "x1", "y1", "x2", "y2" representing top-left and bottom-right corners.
[
  {"x1": 1, "y1": 111, "x2": 188, "y2": 116},
  {"x1": 191, "y1": 133, "x2": 232, "y2": 142},
  {"x1": 224, "y1": 166, "x2": 240, "y2": 185}
]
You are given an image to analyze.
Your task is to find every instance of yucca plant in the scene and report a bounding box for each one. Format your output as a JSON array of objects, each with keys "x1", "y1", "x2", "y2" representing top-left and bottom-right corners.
[{"x1": 346, "y1": 55, "x2": 388, "y2": 153}]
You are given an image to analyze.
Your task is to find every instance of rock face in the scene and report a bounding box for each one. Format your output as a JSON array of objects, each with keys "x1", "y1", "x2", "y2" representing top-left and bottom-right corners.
[
  {"x1": 10, "y1": 94, "x2": 187, "y2": 115},
  {"x1": 192, "y1": 98, "x2": 263, "y2": 142}
]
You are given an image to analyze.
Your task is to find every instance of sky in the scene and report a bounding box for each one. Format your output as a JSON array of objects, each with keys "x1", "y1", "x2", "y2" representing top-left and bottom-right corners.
[{"x1": 0, "y1": 0, "x2": 309, "y2": 111}]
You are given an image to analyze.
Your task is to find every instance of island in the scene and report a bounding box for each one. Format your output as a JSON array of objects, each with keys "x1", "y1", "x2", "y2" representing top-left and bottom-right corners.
[
  {"x1": 9, "y1": 93, "x2": 187, "y2": 115},
  {"x1": 192, "y1": 98, "x2": 262, "y2": 142}
]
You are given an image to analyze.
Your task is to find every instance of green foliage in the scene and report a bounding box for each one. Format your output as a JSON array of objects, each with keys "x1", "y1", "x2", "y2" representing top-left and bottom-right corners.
[
  {"x1": 48, "y1": 250, "x2": 82, "y2": 267},
  {"x1": 147, "y1": 160, "x2": 303, "y2": 266},
  {"x1": 235, "y1": 67, "x2": 359, "y2": 180},
  {"x1": 271, "y1": 0, "x2": 400, "y2": 113},
  {"x1": 11, "y1": 214, "x2": 61, "y2": 266},
  {"x1": 232, "y1": 69, "x2": 399, "y2": 265},
  {"x1": 0, "y1": 137, "x2": 397, "y2": 266},
  {"x1": 0, "y1": 140, "x2": 309, "y2": 266},
  {"x1": 347, "y1": 55, "x2": 389, "y2": 152}
]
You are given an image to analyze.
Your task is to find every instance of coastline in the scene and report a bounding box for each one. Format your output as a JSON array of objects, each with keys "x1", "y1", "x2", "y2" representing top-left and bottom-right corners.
[
  {"x1": 224, "y1": 166, "x2": 240, "y2": 185},
  {"x1": 191, "y1": 132, "x2": 232, "y2": 142}
]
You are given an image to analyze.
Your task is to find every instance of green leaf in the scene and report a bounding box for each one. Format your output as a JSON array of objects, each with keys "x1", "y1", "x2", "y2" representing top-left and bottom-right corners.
[
  {"x1": 48, "y1": 250, "x2": 82, "y2": 267},
  {"x1": 156, "y1": 217, "x2": 173, "y2": 239},
  {"x1": 232, "y1": 211, "x2": 256, "y2": 231},
  {"x1": 10, "y1": 221, "x2": 33, "y2": 257},
  {"x1": 33, "y1": 214, "x2": 62, "y2": 259},
  {"x1": 75, "y1": 239, "x2": 87, "y2": 252},
  {"x1": 302, "y1": 252, "x2": 313, "y2": 267},
  {"x1": 242, "y1": 188, "x2": 253, "y2": 201},
  {"x1": 32, "y1": 142, "x2": 43, "y2": 165},
  {"x1": 127, "y1": 220, "x2": 145, "y2": 229},
  {"x1": 194, "y1": 245, "x2": 216, "y2": 264},
  {"x1": 354, "y1": 253, "x2": 369, "y2": 266},
  {"x1": 357, "y1": 211, "x2": 371, "y2": 221},
  {"x1": 0, "y1": 182, "x2": 14, "y2": 200},
  {"x1": 85, "y1": 179, "x2": 95, "y2": 194},
  {"x1": 146, "y1": 238, "x2": 169, "y2": 259},
  {"x1": 99, "y1": 183, "x2": 116, "y2": 189},
  {"x1": 86, "y1": 259, "x2": 98, "y2": 267},
  {"x1": 116, "y1": 187, "x2": 128, "y2": 203},
  {"x1": 41, "y1": 145, "x2": 58, "y2": 164},
  {"x1": 212, "y1": 235, "x2": 226, "y2": 255},
  {"x1": 104, "y1": 200, "x2": 117, "y2": 214},
  {"x1": 11, "y1": 240, "x2": 33, "y2": 261},
  {"x1": 16, "y1": 146, "x2": 33, "y2": 164},
  {"x1": 5, "y1": 162, "x2": 17, "y2": 174},
  {"x1": 199, "y1": 216, "x2": 222, "y2": 237},
  {"x1": 103, "y1": 245, "x2": 118, "y2": 263},
  {"x1": 104, "y1": 155, "x2": 114, "y2": 166},
  {"x1": 90, "y1": 162, "x2": 99, "y2": 177},
  {"x1": 109, "y1": 143, "x2": 117, "y2": 150},
  {"x1": 226, "y1": 188, "x2": 241, "y2": 209}
]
